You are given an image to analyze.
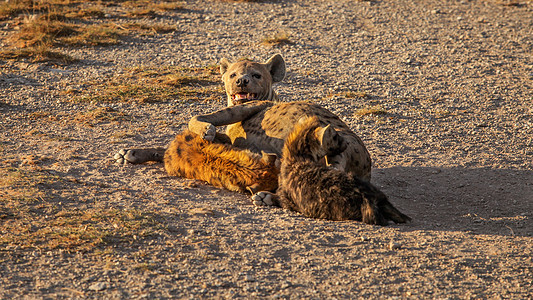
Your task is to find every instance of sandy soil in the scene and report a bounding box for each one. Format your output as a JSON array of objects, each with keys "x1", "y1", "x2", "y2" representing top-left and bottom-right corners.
[{"x1": 1, "y1": 0, "x2": 532, "y2": 298}]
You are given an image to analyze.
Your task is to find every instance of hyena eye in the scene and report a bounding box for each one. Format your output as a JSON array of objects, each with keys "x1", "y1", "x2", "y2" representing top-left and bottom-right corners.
[
  {"x1": 252, "y1": 73, "x2": 261, "y2": 79},
  {"x1": 230, "y1": 73, "x2": 236, "y2": 78}
]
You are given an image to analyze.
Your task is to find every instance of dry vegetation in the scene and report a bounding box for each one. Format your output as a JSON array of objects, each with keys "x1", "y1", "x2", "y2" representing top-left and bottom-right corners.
[
  {"x1": 73, "y1": 107, "x2": 131, "y2": 127},
  {"x1": 1, "y1": 0, "x2": 223, "y2": 251},
  {"x1": 0, "y1": 155, "x2": 169, "y2": 252},
  {"x1": 70, "y1": 65, "x2": 222, "y2": 104},
  {"x1": 353, "y1": 105, "x2": 388, "y2": 117},
  {"x1": 0, "y1": 0, "x2": 183, "y2": 62},
  {"x1": 0, "y1": 158, "x2": 167, "y2": 253},
  {"x1": 492, "y1": 0, "x2": 527, "y2": 6},
  {"x1": 261, "y1": 31, "x2": 294, "y2": 47}
]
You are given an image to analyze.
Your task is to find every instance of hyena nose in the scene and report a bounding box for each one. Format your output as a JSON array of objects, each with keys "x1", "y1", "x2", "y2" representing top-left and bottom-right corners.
[{"x1": 236, "y1": 77, "x2": 249, "y2": 87}]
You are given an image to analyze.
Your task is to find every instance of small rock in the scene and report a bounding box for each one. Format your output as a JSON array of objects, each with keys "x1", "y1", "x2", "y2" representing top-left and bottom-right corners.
[
  {"x1": 389, "y1": 242, "x2": 402, "y2": 250},
  {"x1": 88, "y1": 282, "x2": 108, "y2": 291}
]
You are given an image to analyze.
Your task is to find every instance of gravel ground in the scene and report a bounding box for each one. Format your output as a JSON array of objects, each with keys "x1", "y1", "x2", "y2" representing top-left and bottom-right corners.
[{"x1": 1, "y1": 0, "x2": 532, "y2": 298}]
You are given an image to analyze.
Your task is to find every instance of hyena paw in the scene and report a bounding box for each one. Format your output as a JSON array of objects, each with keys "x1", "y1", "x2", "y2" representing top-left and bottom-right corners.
[
  {"x1": 114, "y1": 149, "x2": 134, "y2": 164},
  {"x1": 113, "y1": 149, "x2": 163, "y2": 164},
  {"x1": 202, "y1": 124, "x2": 216, "y2": 142},
  {"x1": 251, "y1": 191, "x2": 276, "y2": 206}
]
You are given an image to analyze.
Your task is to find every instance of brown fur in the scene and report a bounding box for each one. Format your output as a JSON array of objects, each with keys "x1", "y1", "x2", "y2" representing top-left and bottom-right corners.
[
  {"x1": 116, "y1": 54, "x2": 372, "y2": 197},
  {"x1": 277, "y1": 117, "x2": 411, "y2": 225},
  {"x1": 164, "y1": 130, "x2": 279, "y2": 194},
  {"x1": 188, "y1": 55, "x2": 372, "y2": 182}
]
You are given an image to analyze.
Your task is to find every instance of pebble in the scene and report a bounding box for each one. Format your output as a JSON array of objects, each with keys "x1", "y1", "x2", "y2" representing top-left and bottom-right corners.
[
  {"x1": 88, "y1": 282, "x2": 108, "y2": 291},
  {"x1": 389, "y1": 242, "x2": 402, "y2": 250}
]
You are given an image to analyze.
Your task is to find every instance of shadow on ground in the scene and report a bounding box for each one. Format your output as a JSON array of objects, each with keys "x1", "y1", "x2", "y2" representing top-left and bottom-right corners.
[{"x1": 373, "y1": 167, "x2": 533, "y2": 237}]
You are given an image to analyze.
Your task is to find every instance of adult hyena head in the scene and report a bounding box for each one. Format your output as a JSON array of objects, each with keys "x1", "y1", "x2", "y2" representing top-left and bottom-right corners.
[{"x1": 219, "y1": 54, "x2": 286, "y2": 106}]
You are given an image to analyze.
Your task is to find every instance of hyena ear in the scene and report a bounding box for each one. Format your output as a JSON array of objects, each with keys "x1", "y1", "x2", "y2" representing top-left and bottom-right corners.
[
  {"x1": 219, "y1": 58, "x2": 231, "y2": 75},
  {"x1": 261, "y1": 151, "x2": 278, "y2": 166},
  {"x1": 319, "y1": 125, "x2": 347, "y2": 156},
  {"x1": 264, "y1": 54, "x2": 286, "y2": 83},
  {"x1": 316, "y1": 125, "x2": 336, "y2": 147},
  {"x1": 316, "y1": 124, "x2": 335, "y2": 145}
]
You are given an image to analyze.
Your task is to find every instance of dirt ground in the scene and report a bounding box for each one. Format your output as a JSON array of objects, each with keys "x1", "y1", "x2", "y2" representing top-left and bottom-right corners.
[{"x1": 1, "y1": 0, "x2": 532, "y2": 298}]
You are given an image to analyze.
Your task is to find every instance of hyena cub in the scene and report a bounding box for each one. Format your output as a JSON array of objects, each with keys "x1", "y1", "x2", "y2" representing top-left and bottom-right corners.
[
  {"x1": 277, "y1": 117, "x2": 411, "y2": 225},
  {"x1": 164, "y1": 130, "x2": 279, "y2": 194}
]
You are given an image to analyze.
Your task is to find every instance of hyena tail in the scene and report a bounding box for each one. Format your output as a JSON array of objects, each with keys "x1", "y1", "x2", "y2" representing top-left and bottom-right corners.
[{"x1": 361, "y1": 196, "x2": 387, "y2": 226}]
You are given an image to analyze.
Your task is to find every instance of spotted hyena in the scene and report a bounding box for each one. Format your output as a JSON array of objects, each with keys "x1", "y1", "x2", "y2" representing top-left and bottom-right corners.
[
  {"x1": 272, "y1": 116, "x2": 411, "y2": 225},
  {"x1": 115, "y1": 54, "x2": 372, "y2": 204}
]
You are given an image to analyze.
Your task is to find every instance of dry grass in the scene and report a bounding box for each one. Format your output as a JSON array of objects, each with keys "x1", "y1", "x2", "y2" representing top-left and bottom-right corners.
[
  {"x1": 0, "y1": 44, "x2": 75, "y2": 63},
  {"x1": 492, "y1": 0, "x2": 524, "y2": 6},
  {"x1": 122, "y1": 0, "x2": 184, "y2": 17},
  {"x1": 354, "y1": 105, "x2": 388, "y2": 117},
  {"x1": 343, "y1": 91, "x2": 370, "y2": 99},
  {"x1": 0, "y1": 161, "x2": 167, "y2": 252},
  {"x1": 261, "y1": 31, "x2": 294, "y2": 47},
  {"x1": 120, "y1": 0, "x2": 183, "y2": 12},
  {"x1": 119, "y1": 22, "x2": 177, "y2": 35},
  {"x1": 72, "y1": 65, "x2": 223, "y2": 104},
  {"x1": 73, "y1": 107, "x2": 130, "y2": 126},
  {"x1": 60, "y1": 24, "x2": 122, "y2": 46},
  {"x1": 0, "y1": 0, "x2": 46, "y2": 18},
  {"x1": 0, "y1": 0, "x2": 181, "y2": 62},
  {"x1": 6, "y1": 15, "x2": 119, "y2": 47}
]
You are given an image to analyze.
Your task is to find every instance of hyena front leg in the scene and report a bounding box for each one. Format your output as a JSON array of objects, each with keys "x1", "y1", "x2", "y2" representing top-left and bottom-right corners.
[
  {"x1": 188, "y1": 101, "x2": 272, "y2": 141},
  {"x1": 114, "y1": 148, "x2": 166, "y2": 164}
]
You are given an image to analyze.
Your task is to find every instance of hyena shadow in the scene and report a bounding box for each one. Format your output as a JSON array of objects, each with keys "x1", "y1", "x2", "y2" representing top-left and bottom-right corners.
[{"x1": 373, "y1": 167, "x2": 533, "y2": 237}]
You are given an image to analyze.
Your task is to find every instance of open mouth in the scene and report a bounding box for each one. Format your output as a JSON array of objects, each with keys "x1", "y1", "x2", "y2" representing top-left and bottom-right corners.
[{"x1": 231, "y1": 93, "x2": 258, "y2": 105}]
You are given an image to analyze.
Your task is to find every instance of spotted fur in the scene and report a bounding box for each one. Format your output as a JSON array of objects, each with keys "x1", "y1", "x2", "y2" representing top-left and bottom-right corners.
[
  {"x1": 164, "y1": 130, "x2": 279, "y2": 194},
  {"x1": 116, "y1": 54, "x2": 372, "y2": 196},
  {"x1": 277, "y1": 117, "x2": 411, "y2": 225},
  {"x1": 220, "y1": 54, "x2": 285, "y2": 106},
  {"x1": 189, "y1": 55, "x2": 372, "y2": 181}
]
